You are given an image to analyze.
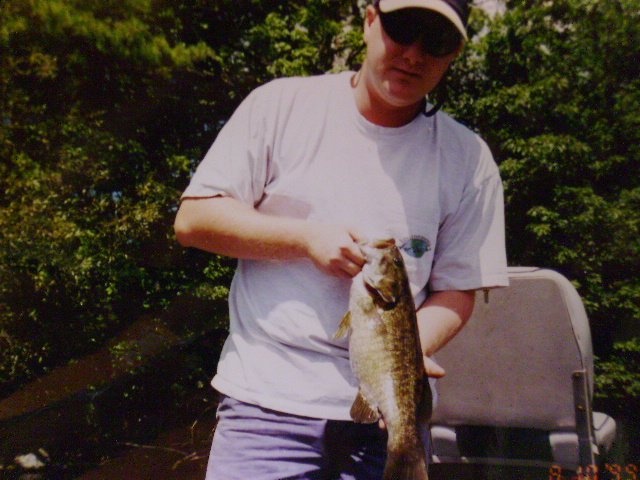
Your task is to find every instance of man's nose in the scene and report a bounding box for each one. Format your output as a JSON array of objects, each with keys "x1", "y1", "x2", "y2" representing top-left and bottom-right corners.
[{"x1": 401, "y1": 38, "x2": 427, "y2": 64}]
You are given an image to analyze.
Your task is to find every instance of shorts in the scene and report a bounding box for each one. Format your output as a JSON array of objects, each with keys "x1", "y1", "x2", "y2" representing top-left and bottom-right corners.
[{"x1": 204, "y1": 395, "x2": 390, "y2": 480}]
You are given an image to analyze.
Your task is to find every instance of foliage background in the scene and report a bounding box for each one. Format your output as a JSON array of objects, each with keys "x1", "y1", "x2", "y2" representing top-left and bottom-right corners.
[{"x1": 1, "y1": 0, "x2": 638, "y2": 460}]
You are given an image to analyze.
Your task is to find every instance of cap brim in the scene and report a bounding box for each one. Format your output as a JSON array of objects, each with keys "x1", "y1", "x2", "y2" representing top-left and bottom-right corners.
[{"x1": 378, "y1": 0, "x2": 468, "y2": 40}]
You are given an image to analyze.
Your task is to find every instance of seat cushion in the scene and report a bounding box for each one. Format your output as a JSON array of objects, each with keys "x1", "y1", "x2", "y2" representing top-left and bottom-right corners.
[{"x1": 430, "y1": 415, "x2": 616, "y2": 470}]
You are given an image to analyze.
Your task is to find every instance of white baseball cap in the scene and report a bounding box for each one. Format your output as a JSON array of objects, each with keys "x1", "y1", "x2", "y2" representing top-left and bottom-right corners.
[{"x1": 376, "y1": 0, "x2": 469, "y2": 40}]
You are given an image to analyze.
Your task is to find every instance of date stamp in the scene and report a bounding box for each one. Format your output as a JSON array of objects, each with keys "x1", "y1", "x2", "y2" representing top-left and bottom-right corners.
[{"x1": 549, "y1": 464, "x2": 639, "y2": 480}]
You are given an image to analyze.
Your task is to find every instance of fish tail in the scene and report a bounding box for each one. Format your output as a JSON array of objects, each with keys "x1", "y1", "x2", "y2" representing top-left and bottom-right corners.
[{"x1": 383, "y1": 446, "x2": 429, "y2": 480}]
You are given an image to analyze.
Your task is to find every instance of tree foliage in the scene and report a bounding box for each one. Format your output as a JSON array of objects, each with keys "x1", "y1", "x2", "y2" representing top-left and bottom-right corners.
[
  {"x1": 1, "y1": 0, "x2": 639, "y2": 421},
  {"x1": 0, "y1": 0, "x2": 363, "y2": 393},
  {"x1": 448, "y1": 0, "x2": 640, "y2": 370},
  {"x1": 0, "y1": 0, "x2": 206, "y2": 390}
]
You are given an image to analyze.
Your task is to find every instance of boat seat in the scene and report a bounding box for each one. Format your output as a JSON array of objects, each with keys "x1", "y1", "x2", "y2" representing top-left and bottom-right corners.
[{"x1": 429, "y1": 267, "x2": 617, "y2": 472}]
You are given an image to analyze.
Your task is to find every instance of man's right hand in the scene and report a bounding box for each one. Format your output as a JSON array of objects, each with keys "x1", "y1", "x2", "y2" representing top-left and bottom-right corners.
[{"x1": 303, "y1": 224, "x2": 366, "y2": 279}]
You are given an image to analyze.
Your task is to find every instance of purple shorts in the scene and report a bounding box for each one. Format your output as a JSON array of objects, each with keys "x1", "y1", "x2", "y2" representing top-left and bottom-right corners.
[{"x1": 205, "y1": 395, "x2": 390, "y2": 480}]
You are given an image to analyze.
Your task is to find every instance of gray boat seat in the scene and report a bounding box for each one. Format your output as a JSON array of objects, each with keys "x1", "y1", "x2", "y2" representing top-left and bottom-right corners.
[{"x1": 429, "y1": 267, "x2": 617, "y2": 471}]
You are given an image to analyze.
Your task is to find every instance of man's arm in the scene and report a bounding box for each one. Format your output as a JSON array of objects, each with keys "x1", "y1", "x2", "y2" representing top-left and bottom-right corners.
[
  {"x1": 416, "y1": 290, "x2": 476, "y2": 378},
  {"x1": 174, "y1": 196, "x2": 366, "y2": 278}
]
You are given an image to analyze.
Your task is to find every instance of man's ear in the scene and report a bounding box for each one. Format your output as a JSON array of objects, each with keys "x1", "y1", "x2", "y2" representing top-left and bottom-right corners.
[{"x1": 363, "y1": 4, "x2": 377, "y2": 44}]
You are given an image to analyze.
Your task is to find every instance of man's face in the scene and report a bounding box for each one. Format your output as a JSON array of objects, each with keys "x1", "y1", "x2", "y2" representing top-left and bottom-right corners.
[{"x1": 361, "y1": 5, "x2": 461, "y2": 111}]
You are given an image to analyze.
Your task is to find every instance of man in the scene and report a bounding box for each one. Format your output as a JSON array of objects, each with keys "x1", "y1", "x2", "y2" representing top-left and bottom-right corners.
[{"x1": 174, "y1": 0, "x2": 509, "y2": 478}]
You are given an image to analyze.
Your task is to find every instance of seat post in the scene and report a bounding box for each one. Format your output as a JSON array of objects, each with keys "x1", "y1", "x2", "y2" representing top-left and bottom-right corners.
[{"x1": 572, "y1": 369, "x2": 597, "y2": 469}]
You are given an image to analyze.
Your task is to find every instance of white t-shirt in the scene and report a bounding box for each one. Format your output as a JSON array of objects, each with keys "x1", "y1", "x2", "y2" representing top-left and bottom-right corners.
[{"x1": 181, "y1": 71, "x2": 509, "y2": 420}]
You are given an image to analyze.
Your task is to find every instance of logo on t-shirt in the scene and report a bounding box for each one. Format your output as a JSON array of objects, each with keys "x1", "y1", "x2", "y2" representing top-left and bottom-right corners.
[{"x1": 399, "y1": 235, "x2": 431, "y2": 258}]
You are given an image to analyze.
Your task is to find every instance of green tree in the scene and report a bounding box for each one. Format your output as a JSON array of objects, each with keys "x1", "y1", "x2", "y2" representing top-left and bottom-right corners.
[
  {"x1": 0, "y1": 0, "x2": 219, "y2": 391},
  {"x1": 5, "y1": 0, "x2": 638, "y2": 435},
  {"x1": 0, "y1": 0, "x2": 363, "y2": 393},
  {"x1": 448, "y1": 0, "x2": 640, "y2": 421}
]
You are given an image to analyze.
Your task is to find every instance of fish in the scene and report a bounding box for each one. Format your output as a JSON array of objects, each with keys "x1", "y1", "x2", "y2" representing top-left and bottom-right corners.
[{"x1": 336, "y1": 238, "x2": 431, "y2": 480}]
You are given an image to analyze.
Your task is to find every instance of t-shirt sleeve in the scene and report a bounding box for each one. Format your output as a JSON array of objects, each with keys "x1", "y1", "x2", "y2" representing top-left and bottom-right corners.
[
  {"x1": 429, "y1": 138, "x2": 509, "y2": 291},
  {"x1": 180, "y1": 85, "x2": 273, "y2": 206}
]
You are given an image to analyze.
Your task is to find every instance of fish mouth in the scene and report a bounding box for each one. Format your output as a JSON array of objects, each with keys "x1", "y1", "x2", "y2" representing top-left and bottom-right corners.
[
  {"x1": 369, "y1": 238, "x2": 396, "y2": 249},
  {"x1": 357, "y1": 239, "x2": 395, "y2": 264}
]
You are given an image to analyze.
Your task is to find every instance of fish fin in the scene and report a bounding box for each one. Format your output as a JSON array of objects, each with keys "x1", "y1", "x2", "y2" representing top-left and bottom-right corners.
[
  {"x1": 417, "y1": 376, "x2": 433, "y2": 425},
  {"x1": 334, "y1": 312, "x2": 352, "y2": 340},
  {"x1": 383, "y1": 447, "x2": 429, "y2": 480},
  {"x1": 350, "y1": 390, "x2": 380, "y2": 424}
]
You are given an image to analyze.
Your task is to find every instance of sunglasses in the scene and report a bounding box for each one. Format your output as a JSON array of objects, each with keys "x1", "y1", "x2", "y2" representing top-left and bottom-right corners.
[{"x1": 377, "y1": 7, "x2": 462, "y2": 57}]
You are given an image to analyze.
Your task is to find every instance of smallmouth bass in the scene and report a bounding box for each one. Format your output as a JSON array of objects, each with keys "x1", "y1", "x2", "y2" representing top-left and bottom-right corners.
[{"x1": 336, "y1": 238, "x2": 431, "y2": 480}]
